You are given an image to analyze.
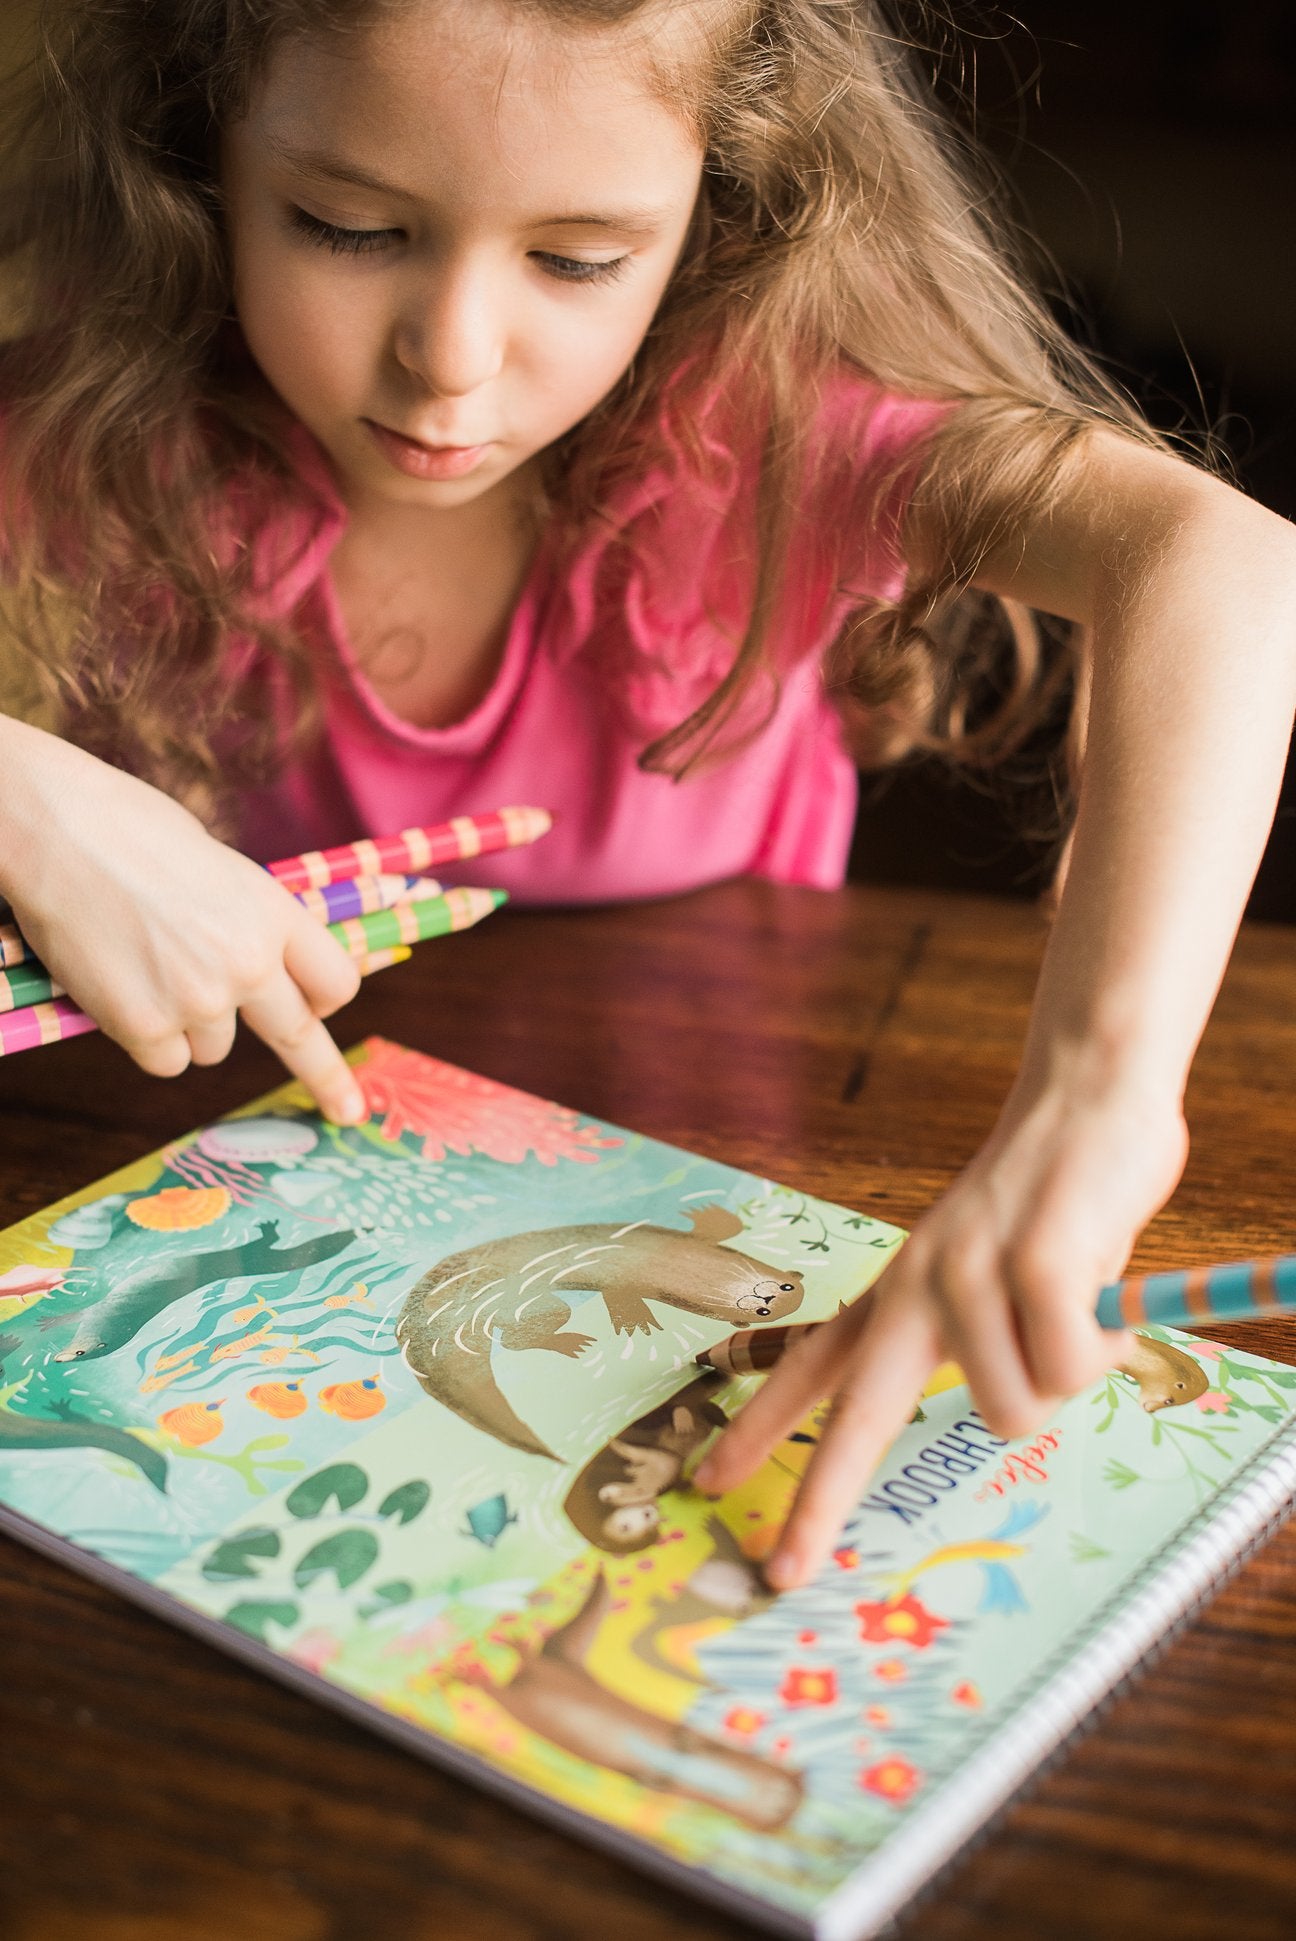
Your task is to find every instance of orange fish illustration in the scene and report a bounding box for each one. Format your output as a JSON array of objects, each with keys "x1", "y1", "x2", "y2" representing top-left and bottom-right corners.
[
  {"x1": 159, "y1": 1399, "x2": 225, "y2": 1445},
  {"x1": 324, "y1": 1282, "x2": 371, "y2": 1310},
  {"x1": 210, "y1": 1321, "x2": 277, "y2": 1364},
  {"x1": 140, "y1": 1359, "x2": 199, "y2": 1394},
  {"x1": 260, "y1": 1335, "x2": 321, "y2": 1366},
  {"x1": 319, "y1": 1374, "x2": 385, "y2": 1421},
  {"x1": 248, "y1": 1380, "x2": 309, "y2": 1419},
  {"x1": 232, "y1": 1296, "x2": 276, "y2": 1326},
  {"x1": 154, "y1": 1343, "x2": 201, "y2": 1372}
]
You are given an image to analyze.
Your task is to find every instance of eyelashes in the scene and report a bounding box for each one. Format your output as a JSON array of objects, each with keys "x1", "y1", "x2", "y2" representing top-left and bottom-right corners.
[
  {"x1": 289, "y1": 207, "x2": 398, "y2": 256},
  {"x1": 286, "y1": 208, "x2": 630, "y2": 284}
]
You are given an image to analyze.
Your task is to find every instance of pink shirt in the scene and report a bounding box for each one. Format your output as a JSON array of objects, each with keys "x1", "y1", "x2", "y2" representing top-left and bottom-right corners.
[{"x1": 235, "y1": 373, "x2": 946, "y2": 904}]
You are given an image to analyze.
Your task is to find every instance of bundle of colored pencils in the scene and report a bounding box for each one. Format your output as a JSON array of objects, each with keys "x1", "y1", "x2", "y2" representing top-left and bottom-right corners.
[{"x1": 0, "y1": 805, "x2": 551, "y2": 1057}]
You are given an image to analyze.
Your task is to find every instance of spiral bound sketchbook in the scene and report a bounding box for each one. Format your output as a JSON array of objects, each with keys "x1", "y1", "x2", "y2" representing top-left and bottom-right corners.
[{"x1": 2, "y1": 1037, "x2": 1294, "y2": 1940}]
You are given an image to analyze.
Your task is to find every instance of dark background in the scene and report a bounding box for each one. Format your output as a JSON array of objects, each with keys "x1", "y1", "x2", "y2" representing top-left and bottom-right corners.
[{"x1": 850, "y1": 0, "x2": 1296, "y2": 920}]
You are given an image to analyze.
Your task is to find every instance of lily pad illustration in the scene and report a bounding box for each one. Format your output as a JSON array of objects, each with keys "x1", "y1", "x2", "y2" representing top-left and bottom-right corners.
[
  {"x1": 286, "y1": 1463, "x2": 368, "y2": 1519},
  {"x1": 293, "y1": 1529, "x2": 379, "y2": 1592},
  {"x1": 224, "y1": 1600, "x2": 299, "y2": 1643},
  {"x1": 377, "y1": 1480, "x2": 430, "y2": 1526},
  {"x1": 358, "y1": 1579, "x2": 415, "y2": 1618},
  {"x1": 201, "y1": 1527, "x2": 282, "y2": 1582}
]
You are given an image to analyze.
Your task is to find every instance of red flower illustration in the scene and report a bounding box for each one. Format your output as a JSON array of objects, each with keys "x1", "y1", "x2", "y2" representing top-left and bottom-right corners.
[
  {"x1": 833, "y1": 1546, "x2": 860, "y2": 1569},
  {"x1": 355, "y1": 1043, "x2": 623, "y2": 1165},
  {"x1": 864, "y1": 1705, "x2": 891, "y2": 1728},
  {"x1": 780, "y1": 1666, "x2": 839, "y2": 1708},
  {"x1": 859, "y1": 1756, "x2": 922, "y2": 1804},
  {"x1": 1196, "y1": 1389, "x2": 1232, "y2": 1414},
  {"x1": 951, "y1": 1681, "x2": 982, "y2": 1709},
  {"x1": 723, "y1": 1706, "x2": 766, "y2": 1738},
  {"x1": 855, "y1": 1593, "x2": 949, "y2": 1650},
  {"x1": 873, "y1": 1659, "x2": 908, "y2": 1684}
]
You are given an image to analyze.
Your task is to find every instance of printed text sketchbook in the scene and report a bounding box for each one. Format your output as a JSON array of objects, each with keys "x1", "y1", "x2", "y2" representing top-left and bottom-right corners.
[{"x1": 2, "y1": 1038, "x2": 1294, "y2": 1939}]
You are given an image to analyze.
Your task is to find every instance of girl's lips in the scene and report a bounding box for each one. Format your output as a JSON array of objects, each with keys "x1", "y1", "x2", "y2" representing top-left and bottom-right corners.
[{"x1": 363, "y1": 419, "x2": 492, "y2": 480}]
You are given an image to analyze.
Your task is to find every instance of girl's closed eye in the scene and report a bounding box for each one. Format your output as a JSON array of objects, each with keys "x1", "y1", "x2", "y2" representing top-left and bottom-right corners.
[
  {"x1": 288, "y1": 207, "x2": 401, "y2": 256},
  {"x1": 286, "y1": 208, "x2": 628, "y2": 288},
  {"x1": 531, "y1": 252, "x2": 630, "y2": 287},
  {"x1": 285, "y1": 210, "x2": 628, "y2": 285}
]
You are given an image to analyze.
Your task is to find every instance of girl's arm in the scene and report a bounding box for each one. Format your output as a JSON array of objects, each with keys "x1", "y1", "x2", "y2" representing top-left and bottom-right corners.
[
  {"x1": 0, "y1": 712, "x2": 367, "y2": 1123},
  {"x1": 695, "y1": 433, "x2": 1296, "y2": 1587}
]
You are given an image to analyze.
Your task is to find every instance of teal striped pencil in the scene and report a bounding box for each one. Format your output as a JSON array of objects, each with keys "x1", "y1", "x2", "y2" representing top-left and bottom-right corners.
[
  {"x1": 1095, "y1": 1255, "x2": 1296, "y2": 1328},
  {"x1": 0, "y1": 960, "x2": 64, "y2": 1015}
]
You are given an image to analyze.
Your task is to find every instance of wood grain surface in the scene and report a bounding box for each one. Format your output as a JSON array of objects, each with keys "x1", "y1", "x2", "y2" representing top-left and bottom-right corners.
[{"x1": 0, "y1": 880, "x2": 1293, "y2": 1941}]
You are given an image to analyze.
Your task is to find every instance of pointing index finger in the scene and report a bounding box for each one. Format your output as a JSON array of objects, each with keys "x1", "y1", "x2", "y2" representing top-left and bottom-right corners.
[
  {"x1": 240, "y1": 970, "x2": 367, "y2": 1125},
  {"x1": 764, "y1": 1288, "x2": 940, "y2": 1592}
]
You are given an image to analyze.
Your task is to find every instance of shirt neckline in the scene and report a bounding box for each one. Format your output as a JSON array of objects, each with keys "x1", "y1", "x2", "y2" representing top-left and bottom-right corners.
[{"x1": 290, "y1": 424, "x2": 558, "y2": 755}]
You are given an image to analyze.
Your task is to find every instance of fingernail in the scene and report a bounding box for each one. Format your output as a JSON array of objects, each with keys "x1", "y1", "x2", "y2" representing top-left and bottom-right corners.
[
  {"x1": 764, "y1": 1549, "x2": 800, "y2": 1593},
  {"x1": 693, "y1": 1458, "x2": 717, "y2": 1492},
  {"x1": 325, "y1": 1082, "x2": 367, "y2": 1126}
]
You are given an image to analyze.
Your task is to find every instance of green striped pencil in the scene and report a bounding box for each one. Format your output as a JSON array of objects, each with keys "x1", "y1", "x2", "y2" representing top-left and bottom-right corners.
[{"x1": 326, "y1": 886, "x2": 506, "y2": 961}]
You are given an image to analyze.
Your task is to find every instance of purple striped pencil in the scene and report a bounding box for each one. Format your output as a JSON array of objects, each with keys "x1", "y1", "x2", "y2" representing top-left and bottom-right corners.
[{"x1": 292, "y1": 872, "x2": 443, "y2": 925}]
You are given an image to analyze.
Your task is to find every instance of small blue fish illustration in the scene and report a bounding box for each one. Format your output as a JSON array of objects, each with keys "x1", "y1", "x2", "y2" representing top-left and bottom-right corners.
[{"x1": 461, "y1": 1492, "x2": 518, "y2": 1549}]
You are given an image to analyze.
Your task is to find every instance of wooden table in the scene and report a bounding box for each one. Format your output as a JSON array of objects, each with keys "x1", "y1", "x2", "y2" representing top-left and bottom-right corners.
[{"x1": 1, "y1": 880, "x2": 1293, "y2": 1941}]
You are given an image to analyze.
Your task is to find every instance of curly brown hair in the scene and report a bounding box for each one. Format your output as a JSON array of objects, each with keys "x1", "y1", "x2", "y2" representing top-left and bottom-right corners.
[{"x1": 0, "y1": 0, "x2": 1177, "y2": 833}]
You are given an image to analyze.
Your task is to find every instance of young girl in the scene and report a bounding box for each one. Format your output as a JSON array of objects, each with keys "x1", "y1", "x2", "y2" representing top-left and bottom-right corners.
[{"x1": 1, "y1": 0, "x2": 1293, "y2": 1587}]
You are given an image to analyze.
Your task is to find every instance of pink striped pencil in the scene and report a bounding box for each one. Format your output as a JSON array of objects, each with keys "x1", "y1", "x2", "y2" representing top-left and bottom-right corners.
[
  {"x1": 266, "y1": 806, "x2": 552, "y2": 894},
  {"x1": 0, "y1": 997, "x2": 99, "y2": 1056}
]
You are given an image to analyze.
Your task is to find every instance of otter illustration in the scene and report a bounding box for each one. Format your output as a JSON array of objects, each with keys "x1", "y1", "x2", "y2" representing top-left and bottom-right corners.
[
  {"x1": 629, "y1": 1515, "x2": 775, "y2": 1688},
  {"x1": 1119, "y1": 1332, "x2": 1210, "y2": 1411},
  {"x1": 563, "y1": 1373, "x2": 730, "y2": 1552},
  {"x1": 51, "y1": 1221, "x2": 359, "y2": 1363},
  {"x1": 396, "y1": 1207, "x2": 803, "y2": 1460},
  {"x1": 468, "y1": 1568, "x2": 803, "y2": 1831},
  {"x1": 0, "y1": 1332, "x2": 168, "y2": 1491}
]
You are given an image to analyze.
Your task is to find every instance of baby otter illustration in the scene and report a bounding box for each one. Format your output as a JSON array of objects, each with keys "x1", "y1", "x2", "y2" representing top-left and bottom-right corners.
[
  {"x1": 396, "y1": 1206, "x2": 803, "y2": 1460},
  {"x1": 563, "y1": 1374, "x2": 730, "y2": 1552}
]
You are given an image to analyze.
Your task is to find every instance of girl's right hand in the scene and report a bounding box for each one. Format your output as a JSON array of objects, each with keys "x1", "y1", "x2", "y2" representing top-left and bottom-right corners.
[{"x1": 0, "y1": 719, "x2": 367, "y2": 1122}]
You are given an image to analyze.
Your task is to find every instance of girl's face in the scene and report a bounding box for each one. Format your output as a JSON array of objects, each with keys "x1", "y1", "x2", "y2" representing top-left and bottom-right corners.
[{"x1": 222, "y1": 0, "x2": 705, "y2": 513}]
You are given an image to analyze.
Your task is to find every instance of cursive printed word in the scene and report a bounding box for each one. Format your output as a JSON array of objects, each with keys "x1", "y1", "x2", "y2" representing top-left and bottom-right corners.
[
  {"x1": 856, "y1": 1414, "x2": 1009, "y2": 1528},
  {"x1": 974, "y1": 1427, "x2": 1062, "y2": 1503}
]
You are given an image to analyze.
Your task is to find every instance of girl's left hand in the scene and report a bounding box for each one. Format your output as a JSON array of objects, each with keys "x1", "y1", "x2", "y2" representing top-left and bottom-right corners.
[{"x1": 692, "y1": 1068, "x2": 1189, "y2": 1590}]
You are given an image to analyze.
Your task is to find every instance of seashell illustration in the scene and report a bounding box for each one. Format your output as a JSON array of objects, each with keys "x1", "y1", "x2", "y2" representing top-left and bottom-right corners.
[
  {"x1": 270, "y1": 1166, "x2": 334, "y2": 1206},
  {"x1": 46, "y1": 1193, "x2": 129, "y2": 1251},
  {"x1": 125, "y1": 1186, "x2": 232, "y2": 1232},
  {"x1": 197, "y1": 1117, "x2": 320, "y2": 1164}
]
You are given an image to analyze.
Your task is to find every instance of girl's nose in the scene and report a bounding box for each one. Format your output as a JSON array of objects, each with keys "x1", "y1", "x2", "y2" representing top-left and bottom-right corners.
[{"x1": 392, "y1": 261, "x2": 505, "y2": 399}]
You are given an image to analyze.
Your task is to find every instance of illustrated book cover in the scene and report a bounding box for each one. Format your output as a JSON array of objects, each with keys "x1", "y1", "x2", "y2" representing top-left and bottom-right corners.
[{"x1": 1, "y1": 1037, "x2": 1294, "y2": 1940}]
